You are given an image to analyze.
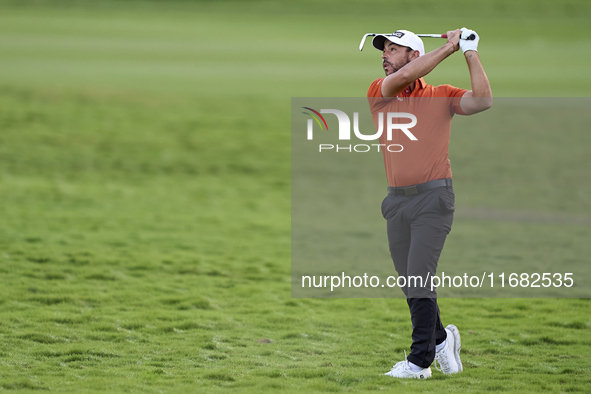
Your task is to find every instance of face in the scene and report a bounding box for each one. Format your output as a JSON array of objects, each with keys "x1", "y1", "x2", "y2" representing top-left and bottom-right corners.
[{"x1": 381, "y1": 41, "x2": 417, "y2": 76}]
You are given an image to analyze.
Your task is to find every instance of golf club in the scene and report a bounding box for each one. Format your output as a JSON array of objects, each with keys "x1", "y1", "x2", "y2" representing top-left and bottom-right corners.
[{"x1": 359, "y1": 32, "x2": 476, "y2": 51}]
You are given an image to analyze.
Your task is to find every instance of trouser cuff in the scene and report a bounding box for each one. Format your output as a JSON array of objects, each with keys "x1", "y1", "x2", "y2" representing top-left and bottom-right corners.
[{"x1": 407, "y1": 354, "x2": 430, "y2": 369}]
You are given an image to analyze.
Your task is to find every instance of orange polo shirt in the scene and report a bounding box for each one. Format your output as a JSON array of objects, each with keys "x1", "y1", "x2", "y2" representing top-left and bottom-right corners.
[{"x1": 367, "y1": 77, "x2": 467, "y2": 187}]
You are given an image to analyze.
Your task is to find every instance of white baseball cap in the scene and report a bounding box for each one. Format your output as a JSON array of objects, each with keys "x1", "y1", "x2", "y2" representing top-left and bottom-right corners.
[{"x1": 372, "y1": 30, "x2": 425, "y2": 56}]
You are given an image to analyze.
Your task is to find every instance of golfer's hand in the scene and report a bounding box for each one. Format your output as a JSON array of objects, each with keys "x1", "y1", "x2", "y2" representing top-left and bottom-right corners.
[
  {"x1": 460, "y1": 27, "x2": 479, "y2": 53},
  {"x1": 446, "y1": 29, "x2": 461, "y2": 52}
]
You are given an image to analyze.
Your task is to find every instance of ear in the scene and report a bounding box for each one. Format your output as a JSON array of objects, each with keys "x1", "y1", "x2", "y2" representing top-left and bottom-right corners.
[{"x1": 409, "y1": 50, "x2": 420, "y2": 61}]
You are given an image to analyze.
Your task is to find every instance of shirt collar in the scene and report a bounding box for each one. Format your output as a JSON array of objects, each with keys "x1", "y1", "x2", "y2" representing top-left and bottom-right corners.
[
  {"x1": 394, "y1": 77, "x2": 427, "y2": 98},
  {"x1": 415, "y1": 77, "x2": 426, "y2": 90}
]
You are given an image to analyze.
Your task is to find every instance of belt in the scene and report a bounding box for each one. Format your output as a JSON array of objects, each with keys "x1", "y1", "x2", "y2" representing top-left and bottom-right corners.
[{"x1": 388, "y1": 178, "x2": 452, "y2": 196}]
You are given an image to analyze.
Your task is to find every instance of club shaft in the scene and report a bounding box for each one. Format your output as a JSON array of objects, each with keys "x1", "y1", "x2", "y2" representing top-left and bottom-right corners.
[
  {"x1": 417, "y1": 33, "x2": 476, "y2": 40},
  {"x1": 417, "y1": 34, "x2": 447, "y2": 38},
  {"x1": 359, "y1": 32, "x2": 475, "y2": 51}
]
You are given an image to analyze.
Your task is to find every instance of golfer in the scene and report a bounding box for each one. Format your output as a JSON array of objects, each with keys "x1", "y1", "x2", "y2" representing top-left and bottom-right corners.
[{"x1": 367, "y1": 28, "x2": 492, "y2": 378}]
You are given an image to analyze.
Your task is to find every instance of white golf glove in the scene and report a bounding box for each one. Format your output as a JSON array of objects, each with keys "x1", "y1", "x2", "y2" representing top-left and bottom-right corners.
[{"x1": 460, "y1": 27, "x2": 479, "y2": 53}]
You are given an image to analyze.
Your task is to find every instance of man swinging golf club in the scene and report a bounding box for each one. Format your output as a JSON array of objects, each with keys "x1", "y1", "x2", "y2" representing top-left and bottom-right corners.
[{"x1": 366, "y1": 28, "x2": 492, "y2": 378}]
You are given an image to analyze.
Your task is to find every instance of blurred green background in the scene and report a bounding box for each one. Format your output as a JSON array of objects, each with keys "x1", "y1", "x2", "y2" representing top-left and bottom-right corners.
[
  {"x1": 0, "y1": 0, "x2": 590, "y2": 392},
  {"x1": 2, "y1": 0, "x2": 591, "y2": 98}
]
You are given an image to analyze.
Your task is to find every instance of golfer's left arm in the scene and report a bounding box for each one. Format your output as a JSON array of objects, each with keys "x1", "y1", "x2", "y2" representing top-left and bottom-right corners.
[{"x1": 459, "y1": 28, "x2": 493, "y2": 115}]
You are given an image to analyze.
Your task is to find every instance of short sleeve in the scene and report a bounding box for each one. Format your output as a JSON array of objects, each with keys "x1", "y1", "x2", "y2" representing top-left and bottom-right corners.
[
  {"x1": 439, "y1": 84, "x2": 468, "y2": 115},
  {"x1": 367, "y1": 78, "x2": 384, "y2": 98}
]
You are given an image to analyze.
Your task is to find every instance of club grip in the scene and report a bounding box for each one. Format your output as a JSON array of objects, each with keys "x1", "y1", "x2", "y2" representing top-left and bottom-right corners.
[{"x1": 441, "y1": 33, "x2": 476, "y2": 40}]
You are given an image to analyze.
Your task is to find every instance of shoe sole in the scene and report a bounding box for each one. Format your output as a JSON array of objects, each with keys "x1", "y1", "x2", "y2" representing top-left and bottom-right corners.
[
  {"x1": 384, "y1": 371, "x2": 432, "y2": 379},
  {"x1": 446, "y1": 324, "x2": 463, "y2": 372}
]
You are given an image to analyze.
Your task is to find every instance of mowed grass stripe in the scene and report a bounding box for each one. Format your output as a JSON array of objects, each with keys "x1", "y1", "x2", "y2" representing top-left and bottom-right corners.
[{"x1": 0, "y1": 4, "x2": 590, "y2": 97}]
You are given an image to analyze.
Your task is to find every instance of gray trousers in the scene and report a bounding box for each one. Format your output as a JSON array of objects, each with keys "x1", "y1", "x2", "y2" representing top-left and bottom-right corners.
[{"x1": 381, "y1": 185, "x2": 455, "y2": 367}]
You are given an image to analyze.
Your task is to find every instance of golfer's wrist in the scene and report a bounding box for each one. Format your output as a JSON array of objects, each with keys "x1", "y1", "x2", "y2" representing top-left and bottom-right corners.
[{"x1": 444, "y1": 41, "x2": 457, "y2": 53}]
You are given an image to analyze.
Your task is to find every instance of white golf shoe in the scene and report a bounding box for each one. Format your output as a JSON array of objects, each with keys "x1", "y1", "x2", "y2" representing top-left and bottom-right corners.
[
  {"x1": 384, "y1": 359, "x2": 432, "y2": 379},
  {"x1": 435, "y1": 324, "x2": 463, "y2": 374}
]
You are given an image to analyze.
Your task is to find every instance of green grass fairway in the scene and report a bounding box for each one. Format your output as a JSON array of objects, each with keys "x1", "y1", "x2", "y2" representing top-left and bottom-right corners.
[{"x1": 0, "y1": 1, "x2": 590, "y2": 392}]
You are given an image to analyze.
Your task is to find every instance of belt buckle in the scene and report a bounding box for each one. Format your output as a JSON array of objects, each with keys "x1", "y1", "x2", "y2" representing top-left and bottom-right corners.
[{"x1": 403, "y1": 185, "x2": 418, "y2": 196}]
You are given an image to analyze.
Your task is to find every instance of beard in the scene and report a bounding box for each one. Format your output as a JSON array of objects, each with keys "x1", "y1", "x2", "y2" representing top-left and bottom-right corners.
[{"x1": 383, "y1": 55, "x2": 411, "y2": 76}]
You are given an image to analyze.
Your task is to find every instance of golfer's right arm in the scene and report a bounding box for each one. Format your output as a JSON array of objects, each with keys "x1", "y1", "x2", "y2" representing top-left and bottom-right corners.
[{"x1": 381, "y1": 29, "x2": 461, "y2": 98}]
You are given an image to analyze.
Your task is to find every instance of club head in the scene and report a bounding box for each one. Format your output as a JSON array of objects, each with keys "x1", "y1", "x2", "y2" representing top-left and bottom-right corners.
[{"x1": 359, "y1": 33, "x2": 377, "y2": 51}]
